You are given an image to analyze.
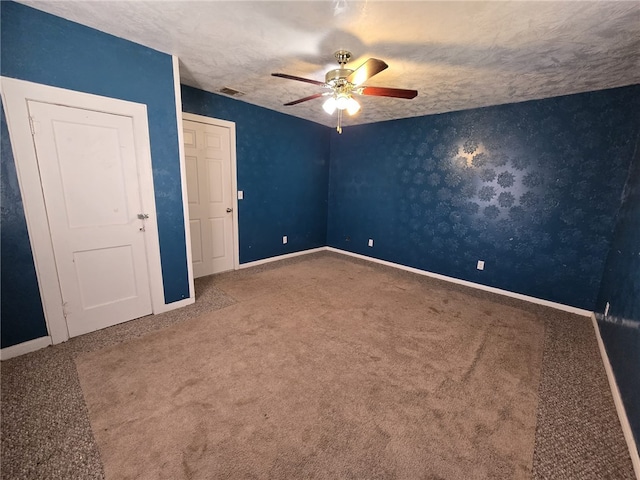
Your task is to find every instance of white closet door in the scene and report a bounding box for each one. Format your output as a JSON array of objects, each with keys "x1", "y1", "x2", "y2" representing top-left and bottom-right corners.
[{"x1": 28, "y1": 100, "x2": 152, "y2": 337}]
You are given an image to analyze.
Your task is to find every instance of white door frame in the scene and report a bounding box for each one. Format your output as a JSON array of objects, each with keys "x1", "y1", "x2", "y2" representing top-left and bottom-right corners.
[
  {"x1": 181, "y1": 112, "x2": 240, "y2": 271},
  {"x1": 1, "y1": 77, "x2": 166, "y2": 344}
]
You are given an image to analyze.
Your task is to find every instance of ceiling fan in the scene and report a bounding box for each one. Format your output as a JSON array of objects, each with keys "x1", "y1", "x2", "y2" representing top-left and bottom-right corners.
[{"x1": 272, "y1": 50, "x2": 418, "y2": 134}]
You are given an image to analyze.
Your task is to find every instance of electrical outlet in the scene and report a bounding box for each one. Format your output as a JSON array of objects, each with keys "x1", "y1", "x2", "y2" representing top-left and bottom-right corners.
[
  {"x1": 282, "y1": 235, "x2": 287, "y2": 244},
  {"x1": 368, "y1": 239, "x2": 374, "y2": 247},
  {"x1": 477, "y1": 260, "x2": 485, "y2": 270},
  {"x1": 604, "y1": 302, "x2": 610, "y2": 316},
  {"x1": 238, "y1": 190, "x2": 244, "y2": 200}
]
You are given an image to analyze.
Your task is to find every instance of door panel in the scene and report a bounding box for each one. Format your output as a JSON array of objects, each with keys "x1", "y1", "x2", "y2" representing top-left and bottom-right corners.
[
  {"x1": 185, "y1": 156, "x2": 199, "y2": 204},
  {"x1": 55, "y1": 121, "x2": 130, "y2": 228},
  {"x1": 190, "y1": 220, "x2": 203, "y2": 264},
  {"x1": 210, "y1": 217, "x2": 226, "y2": 259},
  {"x1": 74, "y1": 246, "x2": 137, "y2": 309},
  {"x1": 184, "y1": 119, "x2": 235, "y2": 277},
  {"x1": 207, "y1": 160, "x2": 224, "y2": 203},
  {"x1": 28, "y1": 101, "x2": 153, "y2": 337}
]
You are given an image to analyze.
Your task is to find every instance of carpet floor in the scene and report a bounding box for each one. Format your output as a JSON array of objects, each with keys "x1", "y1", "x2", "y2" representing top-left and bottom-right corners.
[{"x1": 1, "y1": 251, "x2": 635, "y2": 479}]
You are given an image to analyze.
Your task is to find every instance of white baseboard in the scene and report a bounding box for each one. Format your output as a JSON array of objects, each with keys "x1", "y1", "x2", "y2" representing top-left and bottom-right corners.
[
  {"x1": 3, "y1": 246, "x2": 585, "y2": 360},
  {"x1": 591, "y1": 314, "x2": 640, "y2": 478},
  {"x1": 327, "y1": 247, "x2": 592, "y2": 317},
  {"x1": 1, "y1": 298, "x2": 196, "y2": 359},
  {"x1": 238, "y1": 247, "x2": 326, "y2": 269},
  {"x1": 0, "y1": 336, "x2": 52, "y2": 361},
  {"x1": 154, "y1": 296, "x2": 195, "y2": 314}
]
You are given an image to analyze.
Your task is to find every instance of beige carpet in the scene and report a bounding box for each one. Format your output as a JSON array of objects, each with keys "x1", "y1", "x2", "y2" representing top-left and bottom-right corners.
[{"x1": 76, "y1": 255, "x2": 546, "y2": 479}]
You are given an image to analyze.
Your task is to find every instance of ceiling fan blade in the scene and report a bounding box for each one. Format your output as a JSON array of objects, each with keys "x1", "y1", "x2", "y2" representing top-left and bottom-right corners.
[
  {"x1": 284, "y1": 93, "x2": 327, "y2": 106},
  {"x1": 347, "y1": 58, "x2": 388, "y2": 86},
  {"x1": 360, "y1": 86, "x2": 418, "y2": 99},
  {"x1": 272, "y1": 73, "x2": 326, "y2": 87}
]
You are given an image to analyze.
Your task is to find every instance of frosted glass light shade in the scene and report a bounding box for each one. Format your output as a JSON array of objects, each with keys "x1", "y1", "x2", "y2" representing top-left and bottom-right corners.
[
  {"x1": 323, "y1": 97, "x2": 337, "y2": 114},
  {"x1": 335, "y1": 93, "x2": 350, "y2": 110},
  {"x1": 346, "y1": 97, "x2": 360, "y2": 115},
  {"x1": 324, "y1": 93, "x2": 360, "y2": 117}
]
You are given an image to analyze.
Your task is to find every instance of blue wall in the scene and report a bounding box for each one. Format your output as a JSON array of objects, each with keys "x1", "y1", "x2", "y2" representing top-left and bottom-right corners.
[
  {"x1": 181, "y1": 86, "x2": 330, "y2": 263},
  {"x1": 1, "y1": 2, "x2": 189, "y2": 347},
  {"x1": 328, "y1": 86, "x2": 640, "y2": 310},
  {"x1": 596, "y1": 133, "x2": 640, "y2": 447},
  {"x1": 1, "y1": 105, "x2": 49, "y2": 348}
]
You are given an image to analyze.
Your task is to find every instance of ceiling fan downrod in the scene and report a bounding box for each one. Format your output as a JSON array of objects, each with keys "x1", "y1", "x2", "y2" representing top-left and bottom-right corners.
[
  {"x1": 334, "y1": 49, "x2": 351, "y2": 66},
  {"x1": 325, "y1": 50, "x2": 355, "y2": 88}
]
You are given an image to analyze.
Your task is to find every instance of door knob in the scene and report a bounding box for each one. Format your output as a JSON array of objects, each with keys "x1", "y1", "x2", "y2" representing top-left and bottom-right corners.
[{"x1": 226, "y1": 208, "x2": 233, "y2": 213}]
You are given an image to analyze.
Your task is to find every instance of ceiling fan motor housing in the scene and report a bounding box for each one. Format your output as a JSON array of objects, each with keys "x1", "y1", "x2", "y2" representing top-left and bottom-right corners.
[{"x1": 325, "y1": 68, "x2": 354, "y2": 87}]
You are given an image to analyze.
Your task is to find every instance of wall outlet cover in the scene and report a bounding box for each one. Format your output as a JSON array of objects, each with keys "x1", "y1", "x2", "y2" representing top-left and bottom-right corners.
[
  {"x1": 368, "y1": 239, "x2": 374, "y2": 247},
  {"x1": 477, "y1": 260, "x2": 485, "y2": 270},
  {"x1": 282, "y1": 235, "x2": 287, "y2": 244}
]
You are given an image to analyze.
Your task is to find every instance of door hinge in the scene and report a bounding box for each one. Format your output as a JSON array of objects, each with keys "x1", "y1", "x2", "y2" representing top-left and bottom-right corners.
[
  {"x1": 62, "y1": 302, "x2": 69, "y2": 319},
  {"x1": 29, "y1": 116, "x2": 36, "y2": 136}
]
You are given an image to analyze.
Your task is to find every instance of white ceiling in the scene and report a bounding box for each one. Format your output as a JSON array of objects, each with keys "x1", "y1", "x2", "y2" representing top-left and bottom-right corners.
[{"x1": 19, "y1": 1, "x2": 640, "y2": 128}]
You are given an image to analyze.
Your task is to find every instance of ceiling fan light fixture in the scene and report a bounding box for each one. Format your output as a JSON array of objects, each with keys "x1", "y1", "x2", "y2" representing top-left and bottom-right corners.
[
  {"x1": 323, "y1": 97, "x2": 337, "y2": 115},
  {"x1": 346, "y1": 97, "x2": 360, "y2": 115},
  {"x1": 274, "y1": 49, "x2": 417, "y2": 134}
]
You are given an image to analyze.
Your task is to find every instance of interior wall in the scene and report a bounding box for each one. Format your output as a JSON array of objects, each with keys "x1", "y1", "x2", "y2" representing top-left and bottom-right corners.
[
  {"x1": 327, "y1": 85, "x2": 640, "y2": 310},
  {"x1": 596, "y1": 133, "x2": 640, "y2": 446},
  {"x1": 0, "y1": 104, "x2": 48, "y2": 348},
  {"x1": 181, "y1": 85, "x2": 330, "y2": 264},
  {"x1": 0, "y1": 2, "x2": 189, "y2": 347}
]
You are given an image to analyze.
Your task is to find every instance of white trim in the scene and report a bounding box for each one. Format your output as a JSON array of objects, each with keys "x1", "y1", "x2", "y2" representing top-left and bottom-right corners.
[
  {"x1": 229, "y1": 122, "x2": 240, "y2": 271},
  {"x1": 591, "y1": 314, "x2": 640, "y2": 479},
  {"x1": 183, "y1": 112, "x2": 236, "y2": 131},
  {"x1": 131, "y1": 98, "x2": 165, "y2": 317},
  {"x1": 326, "y1": 247, "x2": 593, "y2": 316},
  {"x1": 0, "y1": 337, "x2": 52, "y2": 361},
  {"x1": 1, "y1": 79, "x2": 68, "y2": 344},
  {"x1": 153, "y1": 295, "x2": 195, "y2": 314},
  {"x1": 239, "y1": 247, "x2": 326, "y2": 269},
  {"x1": 1, "y1": 77, "x2": 166, "y2": 343},
  {"x1": 173, "y1": 57, "x2": 196, "y2": 303},
  {"x1": 238, "y1": 246, "x2": 593, "y2": 316},
  {"x1": 182, "y1": 111, "x2": 240, "y2": 270}
]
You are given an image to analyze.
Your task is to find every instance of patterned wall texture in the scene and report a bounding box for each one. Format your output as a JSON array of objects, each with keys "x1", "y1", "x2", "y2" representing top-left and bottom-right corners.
[
  {"x1": 181, "y1": 86, "x2": 330, "y2": 264},
  {"x1": 596, "y1": 136, "x2": 640, "y2": 443},
  {"x1": 597, "y1": 135, "x2": 640, "y2": 322},
  {"x1": 328, "y1": 85, "x2": 640, "y2": 310}
]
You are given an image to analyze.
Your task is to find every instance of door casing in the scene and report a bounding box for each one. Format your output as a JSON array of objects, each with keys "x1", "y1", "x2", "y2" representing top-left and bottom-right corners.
[{"x1": 1, "y1": 77, "x2": 166, "y2": 344}]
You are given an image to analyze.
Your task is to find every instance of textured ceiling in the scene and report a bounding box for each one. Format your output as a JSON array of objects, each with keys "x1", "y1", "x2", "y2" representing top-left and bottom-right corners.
[{"x1": 18, "y1": 1, "x2": 640, "y2": 128}]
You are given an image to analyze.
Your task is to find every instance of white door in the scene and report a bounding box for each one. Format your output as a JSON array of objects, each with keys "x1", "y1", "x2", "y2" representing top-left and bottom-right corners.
[
  {"x1": 28, "y1": 101, "x2": 153, "y2": 337},
  {"x1": 183, "y1": 119, "x2": 235, "y2": 277}
]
